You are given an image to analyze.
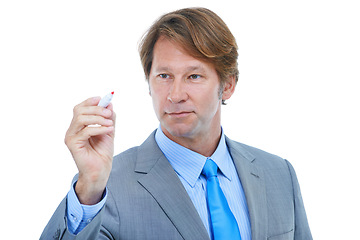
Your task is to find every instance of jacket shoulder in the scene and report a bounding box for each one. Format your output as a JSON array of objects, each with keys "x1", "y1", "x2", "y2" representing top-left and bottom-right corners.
[
  {"x1": 226, "y1": 137, "x2": 288, "y2": 169},
  {"x1": 111, "y1": 146, "x2": 139, "y2": 174}
]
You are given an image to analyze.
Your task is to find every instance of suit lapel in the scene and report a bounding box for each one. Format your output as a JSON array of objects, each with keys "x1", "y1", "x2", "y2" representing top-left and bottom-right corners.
[
  {"x1": 226, "y1": 137, "x2": 268, "y2": 240},
  {"x1": 135, "y1": 131, "x2": 210, "y2": 240}
]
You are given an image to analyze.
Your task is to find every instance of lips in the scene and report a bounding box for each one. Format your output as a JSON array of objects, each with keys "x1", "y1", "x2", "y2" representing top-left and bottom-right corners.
[{"x1": 166, "y1": 111, "x2": 193, "y2": 118}]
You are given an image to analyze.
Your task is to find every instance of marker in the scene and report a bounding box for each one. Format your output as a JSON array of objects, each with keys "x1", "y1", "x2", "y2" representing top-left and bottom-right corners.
[{"x1": 98, "y1": 91, "x2": 114, "y2": 108}]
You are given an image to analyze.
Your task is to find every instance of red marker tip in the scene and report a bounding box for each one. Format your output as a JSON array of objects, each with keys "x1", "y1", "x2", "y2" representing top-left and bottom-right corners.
[{"x1": 111, "y1": 91, "x2": 114, "y2": 95}]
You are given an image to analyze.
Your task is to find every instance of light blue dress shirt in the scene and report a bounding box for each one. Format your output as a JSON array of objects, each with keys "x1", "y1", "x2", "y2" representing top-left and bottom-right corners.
[
  {"x1": 67, "y1": 127, "x2": 251, "y2": 239},
  {"x1": 67, "y1": 182, "x2": 107, "y2": 234},
  {"x1": 155, "y1": 127, "x2": 251, "y2": 240}
]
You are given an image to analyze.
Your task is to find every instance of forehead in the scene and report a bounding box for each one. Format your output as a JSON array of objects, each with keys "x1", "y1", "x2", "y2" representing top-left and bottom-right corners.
[{"x1": 151, "y1": 36, "x2": 215, "y2": 73}]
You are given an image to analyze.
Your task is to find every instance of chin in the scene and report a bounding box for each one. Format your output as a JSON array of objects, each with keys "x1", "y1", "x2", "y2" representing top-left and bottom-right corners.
[{"x1": 162, "y1": 122, "x2": 197, "y2": 139}]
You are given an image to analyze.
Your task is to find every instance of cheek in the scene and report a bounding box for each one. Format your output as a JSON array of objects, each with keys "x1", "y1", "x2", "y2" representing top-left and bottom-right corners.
[
  {"x1": 194, "y1": 87, "x2": 221, "y2": 114},
  {"x1": 151, "y1": 93, "x2": 161, "y2": 112},
  {"x1": 150, "y1": 85, "x2": 166, "y2": 116}
]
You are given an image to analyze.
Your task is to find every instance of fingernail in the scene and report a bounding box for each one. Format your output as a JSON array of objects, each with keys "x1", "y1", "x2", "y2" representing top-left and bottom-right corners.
[
  {"x1": 92, "y1": 96, "x2": 101, "y2": 103},
  {"x1": 105, "y1": 119, "x2": 113, "y2": 125},
  {"x1": 103, "y1": 109, "x2": 111, "y2": 115}
]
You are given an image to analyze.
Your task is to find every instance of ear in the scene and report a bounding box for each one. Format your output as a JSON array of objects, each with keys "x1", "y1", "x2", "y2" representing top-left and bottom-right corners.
[{"x1": 221, "y1": 76, "x2": 236, "y2": 101}]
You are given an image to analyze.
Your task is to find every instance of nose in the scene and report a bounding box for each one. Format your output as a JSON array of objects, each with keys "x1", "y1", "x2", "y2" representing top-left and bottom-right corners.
[{"x1": 167, "y1": 78, "x2": 188, "y2": 103}]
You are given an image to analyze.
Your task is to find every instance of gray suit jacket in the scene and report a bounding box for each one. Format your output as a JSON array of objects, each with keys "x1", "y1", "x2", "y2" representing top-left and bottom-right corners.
[{"x1": 41, "y1": 131, "x2": 312, "y2": 240}]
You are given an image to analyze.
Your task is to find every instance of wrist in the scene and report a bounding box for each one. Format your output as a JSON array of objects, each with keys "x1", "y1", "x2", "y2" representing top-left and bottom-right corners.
[{"x1": 75, "y1": 176, "x2": 107, "y2": 205}]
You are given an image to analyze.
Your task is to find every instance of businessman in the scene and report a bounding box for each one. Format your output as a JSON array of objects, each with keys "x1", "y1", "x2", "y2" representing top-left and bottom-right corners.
[{"x1": 41, "y1": 7, "x2": 312, "y2": 240}]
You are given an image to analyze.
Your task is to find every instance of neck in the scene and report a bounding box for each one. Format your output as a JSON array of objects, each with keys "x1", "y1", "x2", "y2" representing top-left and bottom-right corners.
[{"x1": 161, "y1": 125, "x2": 222, "y2": 157}]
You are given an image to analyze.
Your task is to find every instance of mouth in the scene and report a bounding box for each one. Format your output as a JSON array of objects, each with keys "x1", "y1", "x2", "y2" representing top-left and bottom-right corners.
[{"x1": 166, "y1": 111, "x2": 194, "y2": 118}]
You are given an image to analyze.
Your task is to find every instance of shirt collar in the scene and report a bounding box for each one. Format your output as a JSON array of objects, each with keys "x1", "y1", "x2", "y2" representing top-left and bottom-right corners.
[{"x1": 155, "y1": 126, "x2": 233, "y2": 188}]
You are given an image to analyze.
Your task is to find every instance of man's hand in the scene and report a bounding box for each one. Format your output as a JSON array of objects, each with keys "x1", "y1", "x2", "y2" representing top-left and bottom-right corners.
[{"x1": 64, "y1": 96, "x2": 116, "y2": 205}]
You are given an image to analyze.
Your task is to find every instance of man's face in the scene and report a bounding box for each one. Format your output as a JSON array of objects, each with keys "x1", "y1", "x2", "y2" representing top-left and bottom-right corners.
[{"x1": 149, "y1": 36, "x2": 234, "y2": 142}]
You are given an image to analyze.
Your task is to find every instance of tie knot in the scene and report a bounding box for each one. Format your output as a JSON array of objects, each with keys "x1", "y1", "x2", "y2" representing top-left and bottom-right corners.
[{"x1": 202, "y1": 159, "x2": 218, "y2": 179}]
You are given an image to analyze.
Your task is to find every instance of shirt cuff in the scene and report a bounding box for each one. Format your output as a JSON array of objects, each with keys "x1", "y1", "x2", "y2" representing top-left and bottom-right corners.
[{"x1": 66, "y1": 181, "x2": 107, "y2": 234}]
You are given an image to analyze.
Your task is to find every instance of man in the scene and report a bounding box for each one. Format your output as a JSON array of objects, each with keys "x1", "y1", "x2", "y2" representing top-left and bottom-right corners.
[{"x1": 41, "y1": 7, "x2": 312, "y2": 240}]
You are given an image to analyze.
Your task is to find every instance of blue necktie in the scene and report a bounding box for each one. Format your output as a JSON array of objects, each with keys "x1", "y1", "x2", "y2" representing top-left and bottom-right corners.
[{"x1": 202, "y1": 159, "x2": 242, "y2": 240}]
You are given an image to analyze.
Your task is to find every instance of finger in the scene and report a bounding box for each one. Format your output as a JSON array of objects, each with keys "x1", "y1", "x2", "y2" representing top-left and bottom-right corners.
[
  {"x1": 69, "y1": 113, "x2": 114, "y2": 134},
  {"x1": 76, "y1": 115, "x2": 114, "y2": 129},
  {"x1": 111, "y1": 110, "x2": 116, "y2": 126},
  {"x1": 106, "y1": 102, "x2": 113, "y2": 110},
  {"x1": 105, "y1": 103, "x2": 116, "y2": 122},
  {"x1": 65, "y1": 125, "x2": 114, "y2": 149},
  {"x1": 68, "y1": 108, "x2": 113, "y2": 137},
  {"x1": 77, "y1": 126, "x2": 115, "y2": 141},
  {"x1": 67, "y1": 97, "x2": 114, "y2": 137},
  {"x1": 74, "y1": 104, "x2": 112, "y2": 117},
  {"x1": 75, "y1": 96, "x2": 101, "y2": 108},
  {"x1": 73, "y1": 96, "x2": 111, "y2": 118}
]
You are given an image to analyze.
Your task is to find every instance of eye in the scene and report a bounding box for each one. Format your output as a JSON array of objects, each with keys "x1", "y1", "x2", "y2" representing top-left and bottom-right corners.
[
  {"x1": 159, "y1": 73, "x2": 170, "y2": 79},
  {"x1": 189, "y1": 74, "x2": 201, "y2": 80}
]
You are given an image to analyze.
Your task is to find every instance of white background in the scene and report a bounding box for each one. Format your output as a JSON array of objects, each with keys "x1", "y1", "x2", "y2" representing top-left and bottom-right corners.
[{"x1": 1, "y1": 0, "x2": 359, "y2": 239}]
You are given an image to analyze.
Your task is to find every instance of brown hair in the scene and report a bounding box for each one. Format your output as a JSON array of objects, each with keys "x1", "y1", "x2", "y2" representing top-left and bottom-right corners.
[{"x1": 139, "y1": 7, "x2": 239, "y2": 88}]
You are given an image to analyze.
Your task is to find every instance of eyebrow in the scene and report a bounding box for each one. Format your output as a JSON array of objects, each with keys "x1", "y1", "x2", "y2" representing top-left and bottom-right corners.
[
  {"x1": 154, "y1": 65, "x2": 206, "y2": 73},
  {"x1": 186, "y1": 65, "x2": 206, "y2": 72}
]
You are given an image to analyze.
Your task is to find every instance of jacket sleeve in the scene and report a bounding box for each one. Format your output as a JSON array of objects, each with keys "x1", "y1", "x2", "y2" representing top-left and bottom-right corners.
[
  {"x1": 285, "y1": 160, "x2": 313, "y2": 240},
  {"x1": 40, "y1": 197, "x2": 110, "y2": 240},
  {"x1": 40, "y1": 177, "x2": 111, "y2": 240}
]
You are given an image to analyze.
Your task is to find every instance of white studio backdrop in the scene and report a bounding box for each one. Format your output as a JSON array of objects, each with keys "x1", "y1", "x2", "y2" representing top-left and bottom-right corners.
[{"x1": 1, "y1": 1, "x2": 359, "y2": 239}]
